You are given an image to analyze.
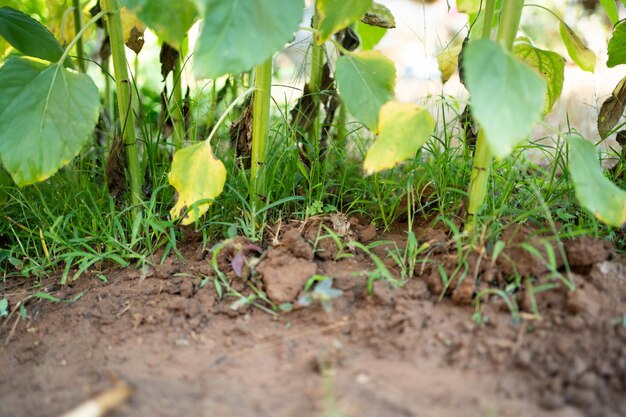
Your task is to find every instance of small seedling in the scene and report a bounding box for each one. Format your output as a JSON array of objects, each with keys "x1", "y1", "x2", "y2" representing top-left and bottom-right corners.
[
  {"x1": 0, "y1": 298, "x2": 8, "y2": 318},
  {"x1": 297, "y1": 276, "x2": 343, "y2": 313}
]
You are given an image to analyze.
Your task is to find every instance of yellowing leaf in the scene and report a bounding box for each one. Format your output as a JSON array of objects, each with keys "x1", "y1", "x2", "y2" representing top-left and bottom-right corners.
[
  {"x1": 598, "y1": 76, "x2": 626, "y2": 138},
  {"x1": 457, "y1": 0, "x2": 481, "y2": 14},
  {"x1": 120, "y1": 7, "x2": 145, "y2": 47},
  {"x1": 363, "y1": 101, "x2": 435, "y2": 175},
  {"x1": 514, "y1": 39, "x2": 565, "y2": 115},
  {"x1": 559, "y1": 22, "x2": 595, "y2": 73},
  {"x1": 436, "y1": 43, "x2": 462, "y2": 83},
  {"x1": 168, "y1": 142, "x2": 226, "y2": 225},
  {"x1": 567, "y1": 134, "x2": 626, "y2": 227},
  {"x1": 46, "y1": 0, "x2": 93, "y2": 46}
]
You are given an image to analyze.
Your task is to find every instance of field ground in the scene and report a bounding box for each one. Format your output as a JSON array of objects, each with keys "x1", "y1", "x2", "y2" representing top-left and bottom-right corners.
[{"x1": 2, "y1": 219, "x2": 625, "y2": 417}]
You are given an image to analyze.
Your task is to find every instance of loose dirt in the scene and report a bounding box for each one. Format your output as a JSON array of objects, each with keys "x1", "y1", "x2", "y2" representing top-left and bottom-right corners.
[{"x1": 1, "y1": 219, "x2": 625, "y2": 417}]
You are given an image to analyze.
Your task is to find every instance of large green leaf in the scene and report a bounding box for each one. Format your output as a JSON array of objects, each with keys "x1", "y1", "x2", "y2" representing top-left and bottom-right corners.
[
  {"x1": 607, "y1": 20, "x2": 626, "y2": 68},
  {"x1": 355, "y1": 20, "x2": 386, "y2": 51},
  {"x1": 0, "y1": 6, "x2": 73, "y2": 68},
  {"x1": 0, "y1": 57, "x2": 99, "y2": 186},
  {"x1": 316, "y1": 0, "x2": 372, "y2": 45},
  {"x1": 597, "y1": 76, "x2": 626, "y2": 138},
  {"x1": 514, "y1": 39, "x2": 564, "y2": 115},
  {"x1": 599, "y1": 0, "x2": 619, "y2": 25},
  {"x1": 463, "y1": 39, "x2": 546, "y2": 159},
  {"x1": 363, "y1": 101, "x2": 434, "y2": 175},
  {"x1": 559, "y1": 22, "x2": 596, "y2": 72},
  {"x1": 169, "y1": 141, "x2": 226, "y2": 225},
  {"x1": 335, "y1": 50, "x2": 395, "y2": 132},
  {"x1": 194, "y1": 0, "x2": 303, "y2": 79},
  {"x1": 123, "y1": 0, "x2": 197, "y2": 47},
  {"x1": 567, "y1": 134, "x2": 626, "y2": 227}
]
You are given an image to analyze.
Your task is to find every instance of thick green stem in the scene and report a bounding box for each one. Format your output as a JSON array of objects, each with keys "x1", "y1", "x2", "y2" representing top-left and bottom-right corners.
[
  {"x1": 308, "y1": 15, "x2": 323, "y2": 152},
  {"x1": 480, "y1": 0, "x2": 497, "y2": 40},
  {"x1": 171, "y1": 43, "x2": 185, "y2": 148},
  {"x1": 465, "y1": 0, "x2": 524, "y2": 233},
  {"x1": 251, "y1": 58, "x2": 273, "y2": 205},
  {"x1": 102, "y1": 0, "x2": 142, "y2": 212},
  {"x1": 496, "y1": 0, "x2": 524, "y2": 49},
  {"x1": 71, "y1": 0, "x2": 85, "y2": 72}
]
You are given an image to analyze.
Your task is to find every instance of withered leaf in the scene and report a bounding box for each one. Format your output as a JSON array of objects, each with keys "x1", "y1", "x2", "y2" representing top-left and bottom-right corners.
[
  {"x1": 125, "y1": 26, "x2": 145, "y2": 54},
  {"x1": 598, "y1": 76, "x2": 626, "y2": 138},
  {"x1": 160, "y1": 42, "x2": 180, "y2": 81},
  {"x1": 98, "y1": 36, "x2": 111, "y2": 63},
  {"x1": 106, "y1": 135, "x2": 127, "y2": 204},
  {"x1": 230, "y1": 97, "x2": 254, "y2": 169},
  {"x1": 335, "y1": 27, "x2": 360, "y2": 51},
  {"x1": 361, "y1": 2, "x2": 396, "y2": 29}
]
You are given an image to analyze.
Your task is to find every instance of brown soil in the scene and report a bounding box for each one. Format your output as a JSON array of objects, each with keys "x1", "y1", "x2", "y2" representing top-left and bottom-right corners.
[{"x1": 1, "y1": 220, "x2": 625, "y2": 417}]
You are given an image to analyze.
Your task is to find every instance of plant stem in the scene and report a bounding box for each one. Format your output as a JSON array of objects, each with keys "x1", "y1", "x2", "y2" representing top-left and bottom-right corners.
[
  {"x1": 102, "y1": 0, "x2": 142, "y2": 214},
  {"x1": 496, "y1": 0, "x2": 524, "y2": 49},
  {"x1": 465, "y1": 0, "x2": 524, "y2": 233},
  {"x1": 171, "y1": 43, "x2": 185, "y2": 148},
  {"x1": 251, "y1": 58, "x2": 273, "y2": 206},
  {"x1": 480, "y1": 0, "x2": 496, "y2": 40},
  {"x1": 308, "y1": 8, "x2": 323, "y2": 155},
  {"x1": 71, "y1": 0, "x2": 85, "y2": 72}
]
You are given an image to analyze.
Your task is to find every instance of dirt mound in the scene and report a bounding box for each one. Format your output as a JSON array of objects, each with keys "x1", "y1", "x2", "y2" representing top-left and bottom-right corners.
[{"x1": 1, "y1": 225, "x2": 625, "y2": 417}]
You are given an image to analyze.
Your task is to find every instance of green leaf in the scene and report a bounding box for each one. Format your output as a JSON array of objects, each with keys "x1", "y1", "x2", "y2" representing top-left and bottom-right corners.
[
  {"x1": 169, "y1": 141, "x2": 226, "y2": 225},
  {"x1": 0, "y1": 6, "x2": 73, "y2": 68},
  {"x1": 194, "y1": 0, "x2": 303, "y2": 79},
  {"x1": 607, "y1": 20, "x2": 626, "y2": 68},
  {"x1": 123, "y1": 0, "x2": 197, "y2": 47},
  {"x1": 514, "y1": 39, "x2": 565, "y2": 115},
  {"x1": 355, "y1": 20, "x2": 386, "y2": 51},
  {"x1": 316, "y1": 0, "x2": 372, "y2": 45},
  {"x1": 0, "y1": 163, "x2": 10, "y2": 204},
  {"x1": 567, "y1": 134, "x2": 626, "y2": 227},
  {"x1": 457, "y1": 0, "x2": 481, "y2": 14},
  {"x1": 597, "y1": 76, "x2": 626, "y2": 138},
  {"x1": 335, "y1": 50, "x2": 395, "y2": 132},
  {"x1": 361, "y1": 2, "x2": 395, "y2": 29},
  {"x1": 599, "y1": 0, "x2": 619, "y2": 25},
  {"x1": 559, "y1": 22, "x2": 596, "y2": 72},
  {"x1": 0, "y1": 58, "x2": 99, "y2": 186},
  {"x1": 363, "y1": 101, "x2": 434, "y2": 175},
  {"x1": 463, "y1": 39, "x2": 546, "y2": 159}
]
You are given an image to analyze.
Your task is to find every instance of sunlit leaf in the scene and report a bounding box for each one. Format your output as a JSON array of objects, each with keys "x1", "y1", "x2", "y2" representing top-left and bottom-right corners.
[
  {"x1": 463, "y1": 39, "x2": 546, "y2": 159},
  {"x1": 0, "y1": 57, "x2": 99, "y2": 186},
  {"x1": 567, "y1": 134, "x2": 626, "y2": 227},
  {"x1": 169, "y1": 141, "x2": 226, "y2": 225},
  {"x1": 599, "y1": 0, "x2": 619, "y2": 25},
  {"x1": 120, "y1": 8, "x2": 145, "y2": 54},
  {"x1": 355, "y1": 20, "x2": 386, "y2": 50},
  {"x1": 457, "y1": 0, "x2": 481, "y2": 14},
  {"x1": 607, "y1": 20, "x2": 626, "y2": 68},
  {"x1": 0, "y1": 6, "x2": 73, "y2": 67},
  {"x1": 0, "y1": 0, "x2": 46, "y2": 18},
  {"x1": 559, "y1": 21, "x2": 596, "y2": 72},
  {"x1": 335, "y1": 50, "x2": 395, "y2": 132},
  {"x1": 122, "y1": 0, "x2": 196, "y2": 47},
  {"x1": 436, "y1": 43, "x2": 462, "y2": 83},
  {"x1": 361, "y1": 2, "x2": 395, "y2": 29},
  {"x1": 514, "y1": 38, "x2": 564, "y2": 115},
  {"x1": 194, "y1": 0, "x2": 303, "y2": 79},
  {"x1": 316, "y1": 0, "x2": 372, "y2": 44},
  {"x1": 598, "y1": 76, "x2": 626, "y2": 138},
  {"x1": 363, "y1": 101, "x2": 434, "y2": 175}
]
